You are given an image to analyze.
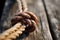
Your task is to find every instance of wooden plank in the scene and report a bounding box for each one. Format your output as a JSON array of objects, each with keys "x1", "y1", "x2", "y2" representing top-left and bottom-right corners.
[
  {"x1": 44, "y1": 0, "x2": 60, "y2": 40},
  {"x1": 0, "y1": 0, "x2": 52, "y2": 40},
  {"x1": 33, "y1": 0, "x2": 52, "y2": 40}
]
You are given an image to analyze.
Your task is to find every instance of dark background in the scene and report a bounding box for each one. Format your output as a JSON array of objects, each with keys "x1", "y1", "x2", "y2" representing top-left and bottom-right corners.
[{"x1": 0, "y1": 0, "x2": 6, "y2": 19}]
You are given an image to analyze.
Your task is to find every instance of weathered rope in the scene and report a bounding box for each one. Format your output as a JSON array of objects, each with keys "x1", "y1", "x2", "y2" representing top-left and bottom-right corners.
[
  {"x1": 11, "y1": 11, "x2": 38, "y2": 32},
  {"x1": 12, "y1": 0, "x2": 38, "y2": 32},
  {"x1": 0, "y1": 23, "x2": 26, "y2": 40},
  {"x1": 17, "y1": 0, "x2": 23, "y2": 12},
  {"x1": 17, "y1": 0, "x2": 28, "y2": 12},
  {"x1": 0, "y1": 0, "x2": 38, "y2": 40}
]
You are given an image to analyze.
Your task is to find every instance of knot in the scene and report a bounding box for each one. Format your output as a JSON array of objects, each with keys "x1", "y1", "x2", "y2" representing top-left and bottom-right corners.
[{"x1": 11, "y1": 11, "x2": 38, "y2": 32}]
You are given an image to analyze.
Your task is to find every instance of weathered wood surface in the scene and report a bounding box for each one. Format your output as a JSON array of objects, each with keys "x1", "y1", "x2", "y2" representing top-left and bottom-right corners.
[
  {"x1": 44, "y1": 0, "x2": 60, "y2": 40},
  {"x1": 1, "y1": 0, "x2": 60, "y2": 40}
]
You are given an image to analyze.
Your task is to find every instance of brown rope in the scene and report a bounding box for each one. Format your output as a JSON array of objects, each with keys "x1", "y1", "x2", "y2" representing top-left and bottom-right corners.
[{"x1": 0, "y1": 0, "x2": 38, "y2": 40}]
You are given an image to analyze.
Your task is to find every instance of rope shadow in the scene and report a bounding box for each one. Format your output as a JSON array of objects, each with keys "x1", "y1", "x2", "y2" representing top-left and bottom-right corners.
[{"x1": 16, "y1": 30, "x2": 29, "y2": 40}]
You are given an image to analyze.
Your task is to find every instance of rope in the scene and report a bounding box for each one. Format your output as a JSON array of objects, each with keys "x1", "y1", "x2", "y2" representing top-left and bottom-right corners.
[
  {"x1": 0, "y1": 0, "x2": 38, "y2": 40},
  {"x1": 0, "y1": 23, "x2": 26, "y2": 40},
  {"x1": 21, "y1": 0, "x2": 28, "y2": 12},
  {"x1": 17, "y1": 0, "x2": 23, "y2": 12},
  {"x1": 17, "y1": 0, "x2": 28, "y2": 12}
]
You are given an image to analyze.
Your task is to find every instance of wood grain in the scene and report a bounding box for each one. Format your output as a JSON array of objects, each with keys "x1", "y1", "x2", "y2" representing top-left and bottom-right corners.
[{"x1": 44, "y1": 0, "x2": 60, "y2": 40}]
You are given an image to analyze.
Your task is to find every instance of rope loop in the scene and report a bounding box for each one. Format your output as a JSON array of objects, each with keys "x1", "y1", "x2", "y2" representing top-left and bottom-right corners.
[{"x1": 11, "y1": 11, "x2": 38, "y2": 32}]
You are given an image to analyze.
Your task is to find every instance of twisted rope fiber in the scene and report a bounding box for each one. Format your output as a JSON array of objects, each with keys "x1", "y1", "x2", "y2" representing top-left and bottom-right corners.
[{"x1": 0, "y1": 0, "x2": 38, "y2": 40}]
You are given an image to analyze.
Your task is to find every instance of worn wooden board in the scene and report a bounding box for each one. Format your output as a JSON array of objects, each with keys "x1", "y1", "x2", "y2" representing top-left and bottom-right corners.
[
  {"x1": 0, "y1": 0, "x2": 53, "y2": 40},
  {"x1": 23, "y1": 0, "x2": 52, "y2": 40},
  {"x1": 44, "y1": 0, "x2": 60, "y2": 40}
]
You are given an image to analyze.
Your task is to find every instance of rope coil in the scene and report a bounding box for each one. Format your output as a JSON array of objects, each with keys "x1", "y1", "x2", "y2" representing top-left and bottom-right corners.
[
  {"x1": 11, "y1": 11, "x2": 38, "y2": 32},
  {"x1": 0, "y1": 0, "x2": 38, "y2": 40}
]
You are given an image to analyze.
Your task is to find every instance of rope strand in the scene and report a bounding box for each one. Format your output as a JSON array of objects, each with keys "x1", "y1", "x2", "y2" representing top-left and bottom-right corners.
[
  {"x1": 21, "y1": 0, "x2": 28, "y2": 12},
  {"x1": 17, "y1": 0, "x2": 28, "y2": 12},
  {"x1": 17, "y1": 0, "x2": 23, "y2": 12},
  {"x1": 0, "y1": 23, "x2": 26, "y2": 40}
]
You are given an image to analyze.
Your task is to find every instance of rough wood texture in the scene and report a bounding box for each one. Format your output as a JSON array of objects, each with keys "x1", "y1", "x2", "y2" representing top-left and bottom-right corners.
[
  {"x1": 0, "y1": 0, "x2": 53, "y2": 40},
  {"x1": 44, "y1": 0, "x2": 60, "y2": 40}
]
